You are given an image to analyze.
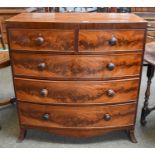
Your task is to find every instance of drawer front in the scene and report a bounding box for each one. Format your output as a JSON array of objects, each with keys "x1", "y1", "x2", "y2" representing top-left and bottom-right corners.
[
  {"x1": 8, "y1": 29, "x2": 75, "y2": 51},
  {"x1": 15, "y1": 78, "x2": 139, "y2": 104},
  {"x1": 79, "y1": 30, "x2": 145, "y2": 52},
  {"x1": 18, "y1": 102, "x2": 136, "y2": 128},
  {"x1": 12, "y1": 53, "x2": 142, "y2": 79}
]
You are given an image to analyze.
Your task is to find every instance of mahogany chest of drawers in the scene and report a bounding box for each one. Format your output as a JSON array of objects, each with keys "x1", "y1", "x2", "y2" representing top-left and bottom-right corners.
[{"x1": 6, "y1": 13, "x2": 147, "y2": 142}]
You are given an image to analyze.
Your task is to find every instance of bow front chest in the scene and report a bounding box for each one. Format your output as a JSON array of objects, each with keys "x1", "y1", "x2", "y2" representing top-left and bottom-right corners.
[{"x1": 6, "y1": 13, "x2": 147, "y2": 142}]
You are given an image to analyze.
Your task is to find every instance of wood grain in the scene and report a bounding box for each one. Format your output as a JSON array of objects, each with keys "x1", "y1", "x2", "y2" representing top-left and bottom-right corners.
[
  {"x1": 0, "y1": 51, "x2": 10, "y2": 69},
  {"x1": 79, "y1": 30, "x2": 145, "y2": 51},
  {"x1": 18, "y1": 102, "x2": 136, "y2": 128},
  {"x1": 6, "y1": 13, "x2": 146, "y2": 24},
  {"x1": 6, "y1": 13, "x2": 147, "y2": 141},
  {"x1": 15, "y1": 78, "x2": 139, "y2": 104},
  {"x1": 12, "y1": 52, "x2": 142, "y2": 80},
  {"x1": 8, "y1": 29, "x2": 74, "y2": 51}
]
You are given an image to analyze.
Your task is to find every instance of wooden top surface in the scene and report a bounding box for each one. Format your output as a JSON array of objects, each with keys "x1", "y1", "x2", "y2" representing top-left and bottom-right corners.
[{"x1": 6, "y1": 13, "x2": 147, "y2": 23}]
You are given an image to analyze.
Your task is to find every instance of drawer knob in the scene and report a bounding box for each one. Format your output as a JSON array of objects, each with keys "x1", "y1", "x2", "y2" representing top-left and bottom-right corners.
[
  {"x1": 38, "y1": 63, "x2": 46, "y2": 71},
  {"x1": 40, "y1": 89, "x2": 48, "y2": 97},
  {"x1": 107, "y1": 63, "x2": 115, "y2": 71},
  {"x1": 42, "y1": 114, "x2": 49, "y2": 120},
  {"x1": 103, "y1": 114, "x2": 112, "y2": 121},
  {"x1": 109, "y1": 36, "x2": 117, "y2": 46},
  {"x1": 107, "y1": 89, "x2": 115, "y2": 97},
  {"x1": 35, "y1": 36, "x2": 44, "y2": 45}
]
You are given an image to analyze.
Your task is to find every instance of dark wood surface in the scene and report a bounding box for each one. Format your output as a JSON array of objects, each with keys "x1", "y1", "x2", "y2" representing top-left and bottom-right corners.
[
  {"x1": 18, "y1": 101, "x2": 135, "y2": 128},
  {"x1": 79, "y1": 30, "x2": 145, "y2": 51},
  {"x1": 15, "y1": 78, "x2": 139, "y2": 104},
  {"x1": 20, "y1": 124, "x2": 134, "y2": 138},
  {"x1": 6, "y1": 13, "x2": 147, "y2": 142},
  {"x1": 8, "y1": 29, "x2": 145, "y2": 52},
  {"x1": 132, "y1": 8, "x2": 155, "y2": 13},
  {"x1": 12, "y1": 52, "x2": 142, "y2": 80},
  {"x1": 8, "y1": 29, "x2": 74, "y2": 51}
]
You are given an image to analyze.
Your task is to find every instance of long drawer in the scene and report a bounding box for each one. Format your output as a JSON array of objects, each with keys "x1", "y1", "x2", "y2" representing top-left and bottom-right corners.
[
  {"x1": 79, "y1": 30, "x2": 145, "y2": 51},
  {"x1": 15, "y1": 78, "x2": 139, "y2": 104},
  {"x1": 8, "y1": 29, "x2": 75, "y2": 51},
  {"x1": 18, "y1": 102, "x2": 136, "y2": 128},
  {"x1": 12, "y1": 52, "x2": 142, "y2": 80}
]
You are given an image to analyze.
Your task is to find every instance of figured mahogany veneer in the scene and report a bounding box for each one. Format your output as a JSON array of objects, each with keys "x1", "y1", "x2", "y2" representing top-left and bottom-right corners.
[
  {"x1": 18, "y1": 102, "x2": 136, "y2": 128},
  {"x1": 15, "y1": 78, "x2": 139, "y2": 104},
  {"x1": 12, "y1": 52, "x2": 142, "y2": 80},
  {"x1": 8, "y1": 29, "x2": 145, "y2": 52},
  {"x1": 6, "y1": 13, "x2": 147, "y2": 142},
  {"x1": 8, "y1": 29, "x2": 74, "y2": 51},
  {"x1": 79, "y1": 30, "x2": 145, "y2": 51}
]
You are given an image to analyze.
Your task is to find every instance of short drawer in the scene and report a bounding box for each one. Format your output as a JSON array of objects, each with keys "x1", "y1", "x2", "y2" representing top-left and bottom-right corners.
[
  {"x1": 78, "y1": 30, "x2": 145, "y2": 52},
  {"x1": 18, "y1": 102, "x2": 136, "y2": 128},
  {"x1": 15, "y1": 78, "x2": 139, "y2": 104},
  {"x1": 8, "y1": 29, "x2": 75, "y2": 52},
  {"x1": 12, "y1": 52, "x2": 142, "y2": 80}
]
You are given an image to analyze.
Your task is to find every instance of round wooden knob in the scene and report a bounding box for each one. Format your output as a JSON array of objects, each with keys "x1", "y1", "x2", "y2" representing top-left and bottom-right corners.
[
  {"x1": 35, "y1": 36, "x2": 44, "y2": 45},
  {"x1": 103, "y1": 114, "x2": 112, "y2": 121},
  {"x1": 107, "y1": 63, "x2": 115, "y2": 71},
  {"x1": 42, "y1": 114, "x2": 49, "y2": 120},
  {"x1": 107, "y1": 89, "x2": 115, "y2": 97},
  {"x1": 40, "y1": 89, "x2": 48, "y2": 97},
  {"x1": 109, "y1": 36, "x2": 117, "y2": 46},
  {"x1": 38, "y1": 63, "x2": 46, "y2": 71}
]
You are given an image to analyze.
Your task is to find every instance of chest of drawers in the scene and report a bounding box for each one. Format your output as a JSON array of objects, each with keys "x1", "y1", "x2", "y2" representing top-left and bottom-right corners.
[{"x1": 6, "y1": 13, "x2": 147, "y2": 143}]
